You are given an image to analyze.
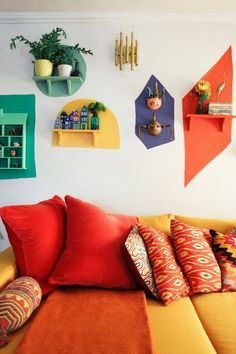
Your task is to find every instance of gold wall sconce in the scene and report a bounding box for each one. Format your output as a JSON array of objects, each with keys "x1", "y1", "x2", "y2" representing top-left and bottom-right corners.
[{"x1": 115, "y1": 32, "x2": 138, "y2": 70}]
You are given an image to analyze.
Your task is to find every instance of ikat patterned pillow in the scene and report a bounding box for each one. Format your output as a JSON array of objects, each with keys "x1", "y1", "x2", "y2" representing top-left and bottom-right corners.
[
  {"x1": 124, "y1": 226, "x2": 159, "y2": 299},
  {"x1": 137, "y1": 224, "x2": 190, "y2": 305},
  {"x1": 210, "y1": 229, "x2": 236, "y2": 292},
  {"x1": 171, "y1": 220, "x2": 221, "y2": 294}
]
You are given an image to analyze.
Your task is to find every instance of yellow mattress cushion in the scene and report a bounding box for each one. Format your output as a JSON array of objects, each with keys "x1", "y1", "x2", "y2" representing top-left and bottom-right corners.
[
  {"x1": 191, "y1": 292, "x2": 236, "y2": 354},
  {"x1": 146, "y1": 296, "x2": 216, "y2": 354},
  {"x1": 176, "y1": 215, "x2": 236, "y2": 234},
  {"x1": 0, "y1": 248, "x2": 17, "y2": 291},
  {"x1": 138, "y1": 213, "x2": 175, "y2": 236}
]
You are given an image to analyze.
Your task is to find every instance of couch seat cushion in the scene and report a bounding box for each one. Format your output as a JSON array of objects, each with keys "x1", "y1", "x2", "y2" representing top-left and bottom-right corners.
[
  {"x1": 191, "y1": 292, "x2": 236, "y2": 354},
  {"x1": 146, "y1": 296, "x2": 216, "y2": 354},
  {"x1": 0, "y1": 248, "x2": 17, "y2": 291}
]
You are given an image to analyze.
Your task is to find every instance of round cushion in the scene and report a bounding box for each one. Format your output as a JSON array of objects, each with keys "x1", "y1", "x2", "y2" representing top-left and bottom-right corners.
[{"x1": 0, "y1": 276, "x2": 42, "y2": 333}]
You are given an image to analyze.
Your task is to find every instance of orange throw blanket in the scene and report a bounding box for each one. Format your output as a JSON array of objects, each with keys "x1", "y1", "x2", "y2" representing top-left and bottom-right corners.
[{"x1": 15, "y1": 288, "x2": 155, "y2": 354}]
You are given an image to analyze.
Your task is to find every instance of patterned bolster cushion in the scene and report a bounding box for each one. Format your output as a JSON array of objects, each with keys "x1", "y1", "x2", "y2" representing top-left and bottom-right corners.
[{"x1": 0, "y1": 276, "x2": 42, "y2": 346}]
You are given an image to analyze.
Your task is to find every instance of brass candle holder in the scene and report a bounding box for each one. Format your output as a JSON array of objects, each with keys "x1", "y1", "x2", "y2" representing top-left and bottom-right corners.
[{"x1": 115, "y1": 32, "x2": 138, "y2": 70}]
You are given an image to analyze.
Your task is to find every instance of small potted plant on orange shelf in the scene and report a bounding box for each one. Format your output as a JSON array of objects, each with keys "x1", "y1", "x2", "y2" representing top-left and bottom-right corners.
[{"x1": 193, "y1": 79, "x2": 211, "y2": 114}]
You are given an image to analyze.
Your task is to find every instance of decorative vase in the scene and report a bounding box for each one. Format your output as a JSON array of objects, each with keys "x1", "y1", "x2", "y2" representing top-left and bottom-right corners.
[
  {"x1": 90, "y1": 113, "x2": 100, "y2": 130},
  {"x1": 71, "y1": 61, "x2": 82, "y2": 78},
  {"x1": 35, "y1": 59, "x2": 53, "y2": 77},
  {"x1": 196, "y1": 98, "x2": 204, "y2": 114},
  {"x1": 58, "y1": 64, "x2": 72, "y2": 77}
]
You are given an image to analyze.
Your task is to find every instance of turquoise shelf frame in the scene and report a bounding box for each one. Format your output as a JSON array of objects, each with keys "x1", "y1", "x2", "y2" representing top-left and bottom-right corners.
[
  {"x1": 32, "y1": 76, "x2": 83, "y2": 97},
  {"x1": 0, "y1": 109, "x2": 27, "y2": 170},
  {"x1": 32, "y1": 49, "x2": 87, "y2": 97}
]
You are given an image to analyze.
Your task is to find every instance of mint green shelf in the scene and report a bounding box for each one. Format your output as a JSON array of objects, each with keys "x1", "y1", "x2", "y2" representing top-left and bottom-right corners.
[
  {"x1": 32, "y1": 49, "x2": 87, "y2": 97},
  {"x1": 32, "y1": 76, "x2": 83, "y2": 97},
  {"x1": 0, "y1": 109, "x2": 27, "y2": 170}
]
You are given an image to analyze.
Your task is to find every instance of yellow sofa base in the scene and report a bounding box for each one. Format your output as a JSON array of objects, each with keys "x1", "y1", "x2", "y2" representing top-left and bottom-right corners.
[{"x1": 1, "y1": 213, "x2": 236, "y2": 354}]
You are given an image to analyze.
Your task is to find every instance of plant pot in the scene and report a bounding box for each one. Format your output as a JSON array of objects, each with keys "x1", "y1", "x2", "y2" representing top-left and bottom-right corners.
[
  {"x1": 58, "y1": 64, "x2": 72, "y2": 77},
  {"x1": 35, "y1": 59, "x2": 53, "y2": 76},
  {"x1": 90, "y1": 113, "x2": 100, "y2": 130}
]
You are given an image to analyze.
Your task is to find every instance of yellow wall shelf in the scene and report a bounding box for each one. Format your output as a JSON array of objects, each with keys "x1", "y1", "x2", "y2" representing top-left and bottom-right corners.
[
  {"x1": 52, "y1": 129, "x2": 100, "y2": 147},
  {"x1": 51, "y1": 99, "x2": 120, "y2": 149}
]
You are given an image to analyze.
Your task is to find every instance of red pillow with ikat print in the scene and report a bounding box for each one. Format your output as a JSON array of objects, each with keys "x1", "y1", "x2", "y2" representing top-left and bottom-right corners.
[
  {"x1": 137, "y1": 224, "x2": 190, "y2": 305},
  {"x1": 171, "y1": 219, "x2": 221, "y2": 294}
]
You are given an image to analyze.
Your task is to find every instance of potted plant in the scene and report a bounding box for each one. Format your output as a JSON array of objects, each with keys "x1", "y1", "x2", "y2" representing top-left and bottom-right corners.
[
  {"x1": 88, "y1": 102, "x2": 106, "y2": 130},
  {"x1": 10, "y1": 28, "x2": 67, "y2": 76},
  {"x1": 52, "y1": 44, "x2": 93, "y2": 77},
  {"x1": 10, "y1": 28, "x2": 93, "y2": 78}
]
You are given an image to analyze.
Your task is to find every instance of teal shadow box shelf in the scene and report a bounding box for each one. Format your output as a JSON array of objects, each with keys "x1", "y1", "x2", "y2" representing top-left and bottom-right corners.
[{"x1": 0, "y1": 109, "x2": 27, "y2": 170}]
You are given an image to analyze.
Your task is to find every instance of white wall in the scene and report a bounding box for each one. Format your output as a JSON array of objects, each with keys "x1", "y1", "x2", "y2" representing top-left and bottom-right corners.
[
  {"x1": 1, "y1": 0, "x2": 236, "y2": 12},
  {"x1": 1, "y1": 13, "x2": 236, "y2": 250}
]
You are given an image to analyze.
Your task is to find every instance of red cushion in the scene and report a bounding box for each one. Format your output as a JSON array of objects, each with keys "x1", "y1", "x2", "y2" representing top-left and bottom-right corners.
[
  {"x1": 0, "y1": 196, "x2": 66, "y2": 295},
  {"x1": 49, "y1": 196, "x2": 137, "y2": 289},
  {"x1": 171, "y1": 219, "x2": 221, "y2": 294},
  {"x1": 138, "y1": 224, "x2": 190, "y2": 304}
]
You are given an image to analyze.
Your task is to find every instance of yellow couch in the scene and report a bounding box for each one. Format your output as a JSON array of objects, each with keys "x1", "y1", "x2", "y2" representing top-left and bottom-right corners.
[{"x1": 1, "y1": 214, "x2": 236, "y2": 354}]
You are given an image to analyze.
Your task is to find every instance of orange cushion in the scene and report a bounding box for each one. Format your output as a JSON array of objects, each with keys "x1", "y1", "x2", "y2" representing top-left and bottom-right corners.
[
  {"x1": 138, "y1": 224, "x2": 190, "y2": 304},
  {"x1": 171, "y1": 219, "x2": 221, "y2": 294}
]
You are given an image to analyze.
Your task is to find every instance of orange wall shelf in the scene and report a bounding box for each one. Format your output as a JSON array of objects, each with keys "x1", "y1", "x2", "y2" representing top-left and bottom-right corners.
[
  {"x1": 186, "y1": 114, "x2": 236, "y2": 132},
  {"x1": 182, "y1": 46, "x2": 233, "y2": 186}
]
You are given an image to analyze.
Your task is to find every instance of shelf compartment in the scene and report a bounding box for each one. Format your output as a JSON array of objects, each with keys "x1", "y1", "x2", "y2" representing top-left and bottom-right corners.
[
  {"x1": 0, "y1": 158, "x2": 8, "y2": 168},
  {"x1": 52, "y1": 129, "x2": 101, "y2": 147},
  {"x1": 4, "y1": 124, "x2": 23, "y2": 136},
  {"x1": 4, "y1": 147, "x2": 22, "y2": 158},
  {"x1": 0, "y1": 137, "x2": 9, "y2": 146},
  {"x1": 9, "y1": 158, "x2": 23, "y2": 169},
  {"x1": 33, "y1": 76, "x2": 83, "y2": 97},
  {"x1": 186, "y1": 114, "x2": 236, "y2": 132},
  {"x1": 0, "y1": 111, "x2": 27, "y2": 170},
  {"x1": 10, "y1": 136, "x2": 23, "y2": 146}
]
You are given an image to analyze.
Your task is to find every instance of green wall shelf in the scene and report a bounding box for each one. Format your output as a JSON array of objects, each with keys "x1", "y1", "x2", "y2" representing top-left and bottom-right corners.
[
  {"x1": 32, "y1": 76, "x2": 83, "y2": 97},
  {"x1": 0, "y1": 109, "x2": 27, "y2": 170},
  {"x1": 32, "y1": 49, "x2": 87, "y2": 97}
]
